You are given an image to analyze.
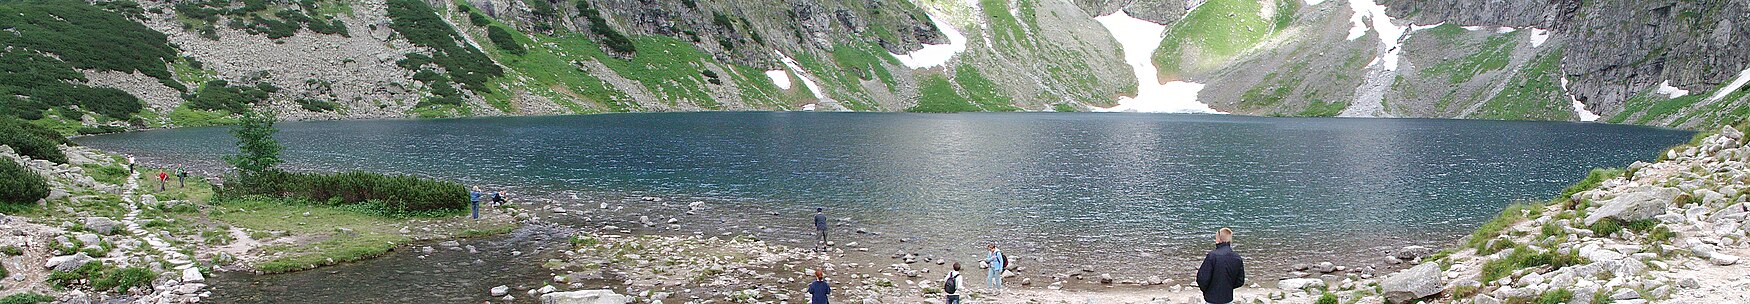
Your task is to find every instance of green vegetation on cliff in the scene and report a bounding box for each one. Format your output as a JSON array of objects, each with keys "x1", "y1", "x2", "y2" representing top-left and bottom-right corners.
[
  {"x1": 386, "y1": 0, "x2": 504, "y2": 110},
  {"x1": 1154, "y1": 0, "x2": 1296, "y2": 79},
  {"x1": 1472, "y1": 49, "x2": 1574, "y2": 121},
  {"x1": 0, "y1": 0, "x2": 180, "y2": 121}
]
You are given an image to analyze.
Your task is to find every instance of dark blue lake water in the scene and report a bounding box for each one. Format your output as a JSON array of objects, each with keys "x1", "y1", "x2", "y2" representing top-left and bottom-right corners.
[{"x1": 78, "y1": 112, "x2": 1692, "y2": 280}]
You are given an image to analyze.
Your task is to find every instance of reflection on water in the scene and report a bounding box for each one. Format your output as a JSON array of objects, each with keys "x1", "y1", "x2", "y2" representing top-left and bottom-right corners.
[{"x1": 81, "y1": 113, "x2": 1691, "y2": 283}]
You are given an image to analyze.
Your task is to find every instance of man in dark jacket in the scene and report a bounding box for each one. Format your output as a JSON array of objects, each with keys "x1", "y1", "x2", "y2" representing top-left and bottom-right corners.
[
  {"x1": 813, "y1": 207, "x2": 829, "y2": 252},
  {"x1": 1196, "y1": 227, "x2": 1245, "y2": 304}
]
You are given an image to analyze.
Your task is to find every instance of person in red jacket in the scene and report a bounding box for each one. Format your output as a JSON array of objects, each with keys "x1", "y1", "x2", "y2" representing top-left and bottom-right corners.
[{"x1": 157, "y1": 171, "x2": 169, "y2": 191}]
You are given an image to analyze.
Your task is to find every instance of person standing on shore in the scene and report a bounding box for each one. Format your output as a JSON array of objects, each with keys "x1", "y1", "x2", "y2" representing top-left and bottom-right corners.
[
  {"x1": 813, "y1": 208, "x2": 829, "y2": 252},
  {"x1": 126, "y1": 155, "x2": 135, "y2": 173},
  {"x1": 1196, "y1": 228, "x2": 1246, "y2": 304},
  {"x1": 156, "y1": 171, "x2": 168, "y2": 190},
  {"x1": 808, "y1": 269, "x2": 831, "y2": 304},
  {"x1": 985, "y1": 244, "x2": 1005, "y2": 291},
  {"x1": 943, "y1": 262, "x2": 965, "y2": 304}
]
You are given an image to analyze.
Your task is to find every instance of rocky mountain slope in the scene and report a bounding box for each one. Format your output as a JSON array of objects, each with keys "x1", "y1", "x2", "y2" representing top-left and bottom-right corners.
[{"x1": 2, "y1": 0, "x2": 1748, "y2": 131}]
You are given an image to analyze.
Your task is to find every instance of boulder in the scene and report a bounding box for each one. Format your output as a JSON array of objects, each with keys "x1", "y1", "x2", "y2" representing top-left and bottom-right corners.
[
  {"x1": 1393, "y1": 246, "x2": 1435, "y2": 261},
  {"x1": 1584, "y1": 187, "x2": 1682, "y2": 225},
  {"x1": 1381, "y1": 263, "x2": 1442, "y2": 304},
  {"x1": 45, "y1": 252, "x2": 94, "y2": 272},
  {"x1": 490, "y1": 285, "x2": 510, "y2": 297},
  {"x1": 540, "y1": 290, "x2": 634, "y2": 304},
  {"x1": 182, "y1": 267, "x2": 205, "y2": 283},
  {"x1": 1310, "y1": 262, "x2": 1337, "y2": 273},
  {"x1": 1278, "y1": 278, "x2": 1326, "y2": 291},
  {"x1": 83, "y1": 217, "x2": 120, "y2": 235}
]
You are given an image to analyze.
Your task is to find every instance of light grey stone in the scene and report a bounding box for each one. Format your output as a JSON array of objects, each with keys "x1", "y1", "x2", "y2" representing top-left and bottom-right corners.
[
  {"x1": 1381, "y1": 263, "x2": 1441, "y2": 304},
  {"x1": 1586, "y1": 187, "x2": 1682, "y2": 225}
]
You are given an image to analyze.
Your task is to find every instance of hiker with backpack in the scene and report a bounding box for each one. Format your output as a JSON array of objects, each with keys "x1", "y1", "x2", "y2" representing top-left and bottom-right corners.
[
  {"x1": 175, "y1": 165, "x2": 188, "y2": 188},
  {"x1": 943, "y1": 262, "x2": 966, "y2": 304},
  {"x1": 984, "y1": 244, "x2": 1006, "y2": 291},
  {"x1": 156, "y1": 171, "x2": 168, "y2": 190}
]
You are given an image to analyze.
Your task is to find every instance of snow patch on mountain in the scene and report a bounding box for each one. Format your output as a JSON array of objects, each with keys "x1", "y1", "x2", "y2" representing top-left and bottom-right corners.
[
  {"x1": 1346, "y1": 0, "x2": 1408, "y2": 70},
  {"x1": 1091, "y1": 10, "x2": 1220, "y2": 113},
  {"x1": 1529, "y1": 28, "x2": 1551, "y2": 48},
  {"x1": 1710, "y1": 68, "x2": 1750, "y2": 102},
  {"x1": 775, "y1": 51, "x2": 826, "y2": 100},
  {"x1": 765, "y1": 70, "x2": 792, "y2": 90},
  {"x1": 1656, "y1": 80, "x2": 1691, "y2": 99}
]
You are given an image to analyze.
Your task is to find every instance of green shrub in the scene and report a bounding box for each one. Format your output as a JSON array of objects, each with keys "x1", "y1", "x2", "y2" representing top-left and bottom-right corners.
[
  {"x1": 224, "y1": 170, "x2": 467, "y2": 216},
  {"x1": 47, "y1": 261, "x2": 156, "y2": 292},
  {"x1": 1648, "y1": 226, "x2": 1676, "y2": 244},
  {"x1": 0, "y1": 245, "x2": 23, "y2": 255},
  {"x1": 1481, "y1": 245, "x2": 1589, "y2": 282},
  {"x1": 466, "y1": 10, "x2": 490, "y2": 26},
  {"x1": 295, "y1": 98, "x2": 339, "y2": 112},
  {"x1": 75, "y1": 125, "x2": 128, "y2": 135},
  {"x1": 0, "y1": 260, "x2": 8, "y2": 280},
  {"x1": 1315, "y1": 292, "x2": 1338, "y2": 304},
  {"x1": 1536, "y1": 288, "x2": 1574, "y2": 304},
  {"x1": 0, "y1": 158, "x2": 50, "y2": 205},
  {"x1": 186, "y1": 80, "x2": 276, "y2": 113},
  {"x1": 0, "y1": 293, "x2": 55, "y2": 304},
  {"x1": 486, "y1": 26, "x2": 526, "y2": 55},
  {"x1": 1465, "y1": 202, "x2": 1538, "y2": 250},
  {"x1": 1560, "y1": 168, "x2": 1623, "y2": 207},
  {"x1": 1591, "y1": 219, "x2": 1623, "y2": 237},
  {"x1": 0, "y1": 118, "x2": 69, "y2": 163}
]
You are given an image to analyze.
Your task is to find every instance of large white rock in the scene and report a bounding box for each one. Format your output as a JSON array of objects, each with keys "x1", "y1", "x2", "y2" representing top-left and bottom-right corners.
[
  {"x1": 44, "y1": 252, "x2": 94, "y2": 272},
  {"x1": 1381, "y1": 263, "x2": 1442, "y2": 304},
  {"x1": 181, "y1": 267, "x2": 205, "y2": 283},
  {"x1": 1278, "y1": 278, "x2": 1326, "y2": 291},
  {"x1": 1585, "y1": 187, "x2": 1683, "y2": 225},
  {"x1": 490, "y1": 285, "x2": 510, "y2": 297},
  {"x1": 540, "y1": 289, "x2": 634, "y2": 304}
]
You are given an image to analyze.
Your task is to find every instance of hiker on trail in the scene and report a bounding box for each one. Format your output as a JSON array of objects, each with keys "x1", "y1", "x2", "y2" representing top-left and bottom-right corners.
[
  {"x1": 943, "y1": 262, "x2": 966, "y2": 304},
  {"x1": 156, "y1": 171, "x2": 168, "y2": 190},
  {"x1": 985, "y1": 244, "x2": 1006, "y2": 291},
  {"x1": 813, "y1": 207, "x2": 829, "y2": 252},
  {"x1": 808, "y1": 269, "x2": 831, "y2": 304},
  {"x1": 175, "y1": 166, "x2": 187, "y2": 188},
  {"x1": 126, "y1": 155, "x2": 135, "y2": 173},
  {"x1": 468, "y1": 189, "x2": 484, "y2": 220},
  {"x1": 1196, "y1": 228, "x2": 1246, "y2": 304}
]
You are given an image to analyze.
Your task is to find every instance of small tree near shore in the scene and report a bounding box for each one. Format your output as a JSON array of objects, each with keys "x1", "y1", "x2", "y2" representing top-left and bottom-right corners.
[{"x1": 224, "y1": 110, "x2": 281, "y2": 177}]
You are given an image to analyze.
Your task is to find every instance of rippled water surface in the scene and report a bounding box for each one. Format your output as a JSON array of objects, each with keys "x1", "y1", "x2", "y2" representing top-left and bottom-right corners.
[{"x1": 80, "y1": 113, "x2": 1691, "y2": 297}]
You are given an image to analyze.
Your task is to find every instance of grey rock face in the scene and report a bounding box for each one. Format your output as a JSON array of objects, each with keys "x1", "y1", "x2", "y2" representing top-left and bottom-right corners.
[
  {"x1": 1380, "y1": 263, "x2": 1442, "y2": 304},
  {"x1": 1584, "y1": 187, "x2": 1682, "y2": 225},
  {"x1": 540, "y1": 289, "x2": 634, "y2": 304}
]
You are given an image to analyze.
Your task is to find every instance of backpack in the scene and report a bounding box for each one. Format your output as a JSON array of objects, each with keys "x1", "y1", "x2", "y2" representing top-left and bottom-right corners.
[
  {"x1": 943, "y1": 273, "x2": 959, "y2": 294},
  {"x1": 1001, "y1": 252, "x2": 1011, "y2": 269}
]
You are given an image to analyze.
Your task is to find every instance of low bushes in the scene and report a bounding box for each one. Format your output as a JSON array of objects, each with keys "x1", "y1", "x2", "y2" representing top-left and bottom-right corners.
[
  {"x1": 223, "y1": 170, "x2": 466, "y2": 216},
  {"x1": 1480, "y1": 245, "x2": 1589, "y2": 282},
  {"x1": 0, "y1": 117, "x2": 69, "y2": 163},
  {"x1": 47, "y1": 261, "x2": 156, "y2": 292},
  {"x1": 0, "y1": 293, "x2": 54, "y2": 304},
  {"x1": 0, "y1": 158, "x2": 50, "y2": 205}
]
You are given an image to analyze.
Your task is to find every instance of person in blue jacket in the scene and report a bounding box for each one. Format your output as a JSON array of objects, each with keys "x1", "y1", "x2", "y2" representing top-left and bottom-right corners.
[{"x1": 808, "y1": 269, "x2": 830, "y2": 304}]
